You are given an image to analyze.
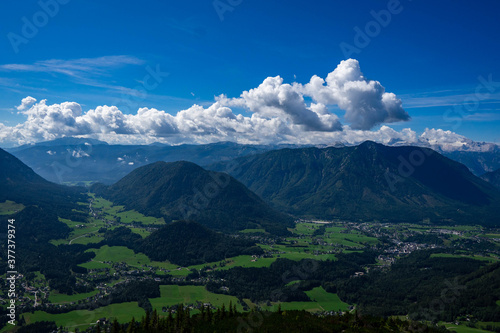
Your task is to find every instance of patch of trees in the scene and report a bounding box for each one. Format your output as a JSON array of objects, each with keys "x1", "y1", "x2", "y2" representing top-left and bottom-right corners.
[
  {"x1": 13, "y1": 206, "x2": 71, "y2": 244},
  {"x1": 15, "y1": 321, "x2": 57, "y2": 333},
  {"x1": 312, "y1": 225, "x2": 327, "y2": 236}
]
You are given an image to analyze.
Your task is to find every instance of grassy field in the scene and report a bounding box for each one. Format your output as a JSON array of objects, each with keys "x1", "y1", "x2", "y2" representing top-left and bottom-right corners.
[
  {"x1": 304, "y1": 286, "x2": 350, "y2": 311},
  {"x1": 430, "y1": 253, "x2": 499, "y2": 263},
  {"x1": 149, "y1": 285, "x2": 243, "y2": 313},
  {"x1": 293, "y1": 223, "x2": 324, "y2": 235},
  {"x1": 83, "y1": 246, "x2": 174, "y2": 269},
  {"x1": 79, "y1": 260, "x2": 111, "y2": 270},
  {"x1": 239, "y1": 228, "x2": 267, "y2": 234},
  {"x1": 50, "y1": 218, "x2": 105, "y2": 245},
  {"x1": 0, "y1": 200, "x2": 24, "y2": 215},
  {"x1": 22, "y1": 302, "x2": 145, "y2": 331},
  {"x1": 80, "y1": 245, "x2": 182, "y2": 274},
  {"x1": 293, "y1": 222, "x2": 378, "y2": 248},
  {"x1": 483, "y1": 234, "x2": 500, "y2": 239},
  {"x1": 441, "y1": 323, "x2": 492, "y2": 333},
  {"x1": 218, "y1": 255, "x2": 276, "y2": 269},
  {"x1": 91, "y1": 196, "x2": 164, "y2": 226},
  {"x1": 252, "y1": 287, "x2": 350, "y2": 313}
]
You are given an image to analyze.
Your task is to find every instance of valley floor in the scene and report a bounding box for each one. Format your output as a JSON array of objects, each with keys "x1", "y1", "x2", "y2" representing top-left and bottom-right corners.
[{"x1": 1, "y1": 197, "x2": 500, "y2": 332}]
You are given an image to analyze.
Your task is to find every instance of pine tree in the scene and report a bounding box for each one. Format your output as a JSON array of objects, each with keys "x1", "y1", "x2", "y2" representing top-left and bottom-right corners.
[
  {"x1": 215, "y1": 308, "x2": 221, "y2": 323},
  {"x1": 152, "y1": 309, "x2": 159, "y2": 329},
  {"x1": 126, "y1": 317, "x2": 136, "y2": 333},
  {"x1": 142, "y1": 310, "x2": 150, "y2": 331},
  {"x1": 200, "y1": 304, "x2": 206, "y2": 320},
  {"x1": 206, "y1": 305, "x2": 213, "y2": 323},
  {"x1": 111, "y1": 318, "x2": 121, "y2": 333},
  {"x1": 176, "y1": 304, "x2": 183, "y2": 329},
  {"x1": 221, "y1": 304, "x2": 226, "y2": 319}
]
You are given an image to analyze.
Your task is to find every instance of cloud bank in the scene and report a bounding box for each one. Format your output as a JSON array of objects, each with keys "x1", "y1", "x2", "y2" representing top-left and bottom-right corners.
[{"x1": 0, "y1": 59, "x2": 443, "y2": 148}]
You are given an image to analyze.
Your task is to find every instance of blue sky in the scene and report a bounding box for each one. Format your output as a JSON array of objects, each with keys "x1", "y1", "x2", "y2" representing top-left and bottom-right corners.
[{"x1": 1, "y1": 0, "x2": 499, "y2": 146}]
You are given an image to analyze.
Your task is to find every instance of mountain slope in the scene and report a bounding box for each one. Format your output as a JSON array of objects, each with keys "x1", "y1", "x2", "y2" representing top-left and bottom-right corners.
[
  {"x1": 442, "y1": 149, "x2": 500, "y2": 176},
  {"x1": 91, "y1": 161, "x2": 293, "y2": 234},
  {"x1": 211, "y1": 141, "x2": 500, "y2": 226},
  {"x1": 481, "y1": 168, "x2": 500, "y2": 190},
  {"x1": 0, "y1": 148, "x2": 86, "y2": 219}
]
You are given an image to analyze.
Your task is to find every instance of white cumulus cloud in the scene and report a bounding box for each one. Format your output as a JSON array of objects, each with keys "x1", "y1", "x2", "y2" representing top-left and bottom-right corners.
[
  {"x1": 16, "y1": 96, "x2": 37, "y2": 111},
  {"x1": 300, "y1": 59, "x2": 410, "y2": 130},
  {"x1": 3, "y1": 59, "x2": 480, "y2": 150}
]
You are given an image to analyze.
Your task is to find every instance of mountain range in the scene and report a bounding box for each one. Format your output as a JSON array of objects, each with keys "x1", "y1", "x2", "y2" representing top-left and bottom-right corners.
[
  {"x1": 2, "y1": 139, "x2": 500, "y2": 229},
  {"x1": 211, "y1": 141, "x2": 500, "y2": 226},
  {"x1": 6, "y1": 138, "x2": 285, "y2": 184},
  {"x1": 5, "y1": 137, "x2": 500, "y2": 185}
]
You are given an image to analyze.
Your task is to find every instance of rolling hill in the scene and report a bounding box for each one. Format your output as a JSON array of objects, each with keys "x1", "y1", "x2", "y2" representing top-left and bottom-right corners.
[
  {"x1": 91, "y1": 161, "x2": 293, "y2": 234},
  {"x1": 211, "y1": 141, "x2": 500, "y2": 226}
]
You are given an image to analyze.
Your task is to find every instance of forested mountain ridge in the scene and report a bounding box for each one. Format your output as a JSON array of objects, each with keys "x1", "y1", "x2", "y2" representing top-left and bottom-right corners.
[{"x1": 211, "y1": 141, "x2": 500, "y2": 225}]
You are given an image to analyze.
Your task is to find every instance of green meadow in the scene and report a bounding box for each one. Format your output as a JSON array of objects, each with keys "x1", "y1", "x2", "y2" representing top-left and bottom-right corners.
[
  {"x1": 22, "y1": 302, "x2": 145, "y2": 331},
  {"x1": 0, "y1": 200, "x2": 24, "y2": 215},
  {"x1": 91, "y1": 196, "x2": 164, "y2": 226},
  {"x1": 250, "y1": 287, "x2": 350, "y2": 313},
  {"x1": 430, "y1": 253, "x2": 499, "y2": 263},
  {"x1": 149, "y1": 285, "x2": 243, "y2": 313}
]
